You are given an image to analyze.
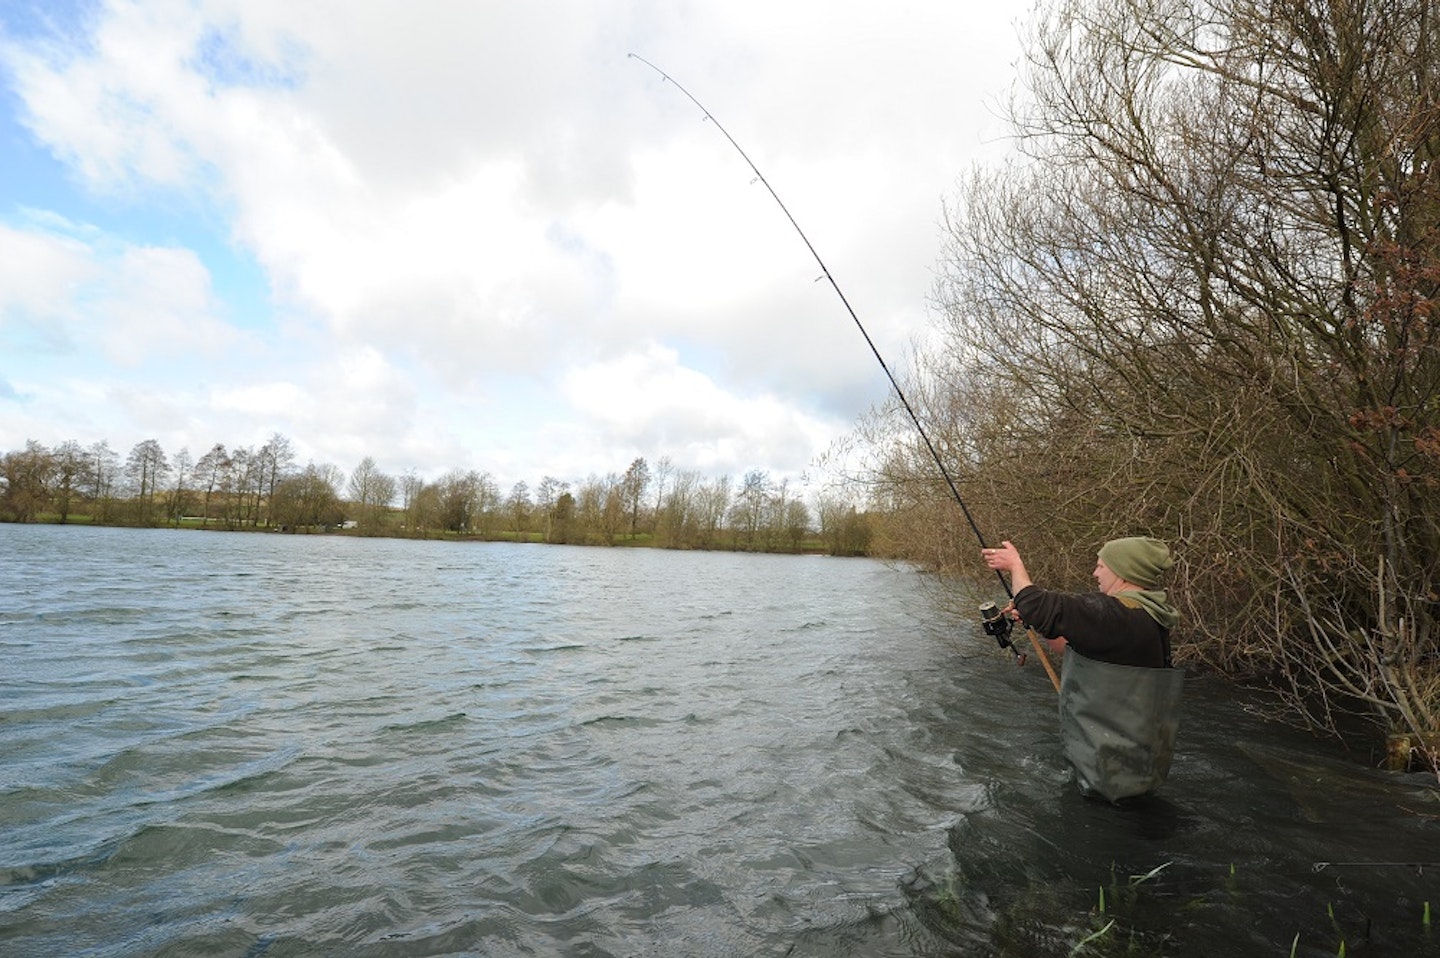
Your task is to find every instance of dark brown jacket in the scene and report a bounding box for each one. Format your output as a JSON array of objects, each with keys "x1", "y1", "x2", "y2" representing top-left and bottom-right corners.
[{"x1": 1014, "y1": 585, "x2": 1171, "y2": 668}]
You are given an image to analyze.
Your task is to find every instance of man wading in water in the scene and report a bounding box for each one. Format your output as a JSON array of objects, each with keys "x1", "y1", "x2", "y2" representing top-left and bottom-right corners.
[{"x1": 982, "y1": 537, "x2": 1184, "y2": 802}]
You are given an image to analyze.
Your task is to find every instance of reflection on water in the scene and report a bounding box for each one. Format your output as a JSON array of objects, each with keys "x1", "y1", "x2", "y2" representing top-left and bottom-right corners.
[{"x1": 1, "y1": 524, "x2": 1436, "y2": 957}]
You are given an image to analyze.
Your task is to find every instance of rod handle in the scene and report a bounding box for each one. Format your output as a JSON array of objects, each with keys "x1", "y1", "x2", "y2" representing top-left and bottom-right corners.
[{"x1": 1024, "y1": 627, "x2": 1062, "y2": 692}]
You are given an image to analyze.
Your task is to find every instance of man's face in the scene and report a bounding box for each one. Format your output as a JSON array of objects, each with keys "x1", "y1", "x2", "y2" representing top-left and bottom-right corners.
[{"x1": 1094, "y1": 557, "x2": 1121, "y2": 595}]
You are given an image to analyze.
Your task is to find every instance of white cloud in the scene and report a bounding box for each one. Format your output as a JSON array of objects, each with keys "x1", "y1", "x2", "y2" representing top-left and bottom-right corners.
[
  {"x1": 212, "y1": 379, "x2": 306, "y2": 419},
  {"x1": 0, "y1": 218, "x2": 238, "y2": 364},
  {"x1": 0, "y1": 222, "x2": 97, "y2": 350},
  {"x1": 561, "y1": 341, "x2": 838, "y2": 476},
  {"x1": 101, "y1": 245, "x2": 235, "y2": 364},
  {"x1": 0, "y1": 0, "x2": 1027, "y2": 491}
]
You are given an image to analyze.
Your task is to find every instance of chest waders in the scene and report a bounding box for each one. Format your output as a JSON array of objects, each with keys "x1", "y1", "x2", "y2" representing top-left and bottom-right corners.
[{"x1": 1058, "y1": 650, "x2": 1185, "y2": 802}]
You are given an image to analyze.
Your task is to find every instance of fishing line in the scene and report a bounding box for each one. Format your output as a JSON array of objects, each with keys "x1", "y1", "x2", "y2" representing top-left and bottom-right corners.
[
  {"x1": 631, "y1": 54, "x2": 1058, "y2": 685},
  {"x1": 628, "y1": 55, "x2": 985, "y2": 554}
]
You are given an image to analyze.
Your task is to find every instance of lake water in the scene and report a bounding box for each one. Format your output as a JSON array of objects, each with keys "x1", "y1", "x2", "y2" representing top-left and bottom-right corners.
[{"x1": 2, "y1": 524, "x2": 1437, "y2": 957}]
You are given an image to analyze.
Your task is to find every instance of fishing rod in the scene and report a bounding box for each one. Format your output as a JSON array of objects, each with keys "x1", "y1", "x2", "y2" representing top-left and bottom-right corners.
[{"x1": 630, "y1": 54, "x2": 1060, "y2": 691}]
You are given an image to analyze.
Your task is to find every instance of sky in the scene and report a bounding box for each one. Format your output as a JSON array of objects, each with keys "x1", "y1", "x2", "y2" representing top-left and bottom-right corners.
[{"x1": 0, "y1": 0, "x2": 1028, "y2": 496}]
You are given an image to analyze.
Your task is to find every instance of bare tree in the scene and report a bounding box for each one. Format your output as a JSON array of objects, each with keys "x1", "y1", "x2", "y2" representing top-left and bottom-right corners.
[
  {"x1": 471, "y1": 472, "x2": 500, "y2": 538},
  {"x1": 193, "y1": 444, "x2": 231, "y2": 528},
  {"x1": 551, "y1": 490, "x2": 577, "y2": 544},
  {"x1": 817, "y1": 493, "x2": 873, "y2": 557},
  {"x1": 124, "y1": 439, "x2": 169, "y2": 526},
  {"x1": 782, "y1": 498, "x2": 811, "y2": 553},
  {"x1": 88, "y1": 440, "x2": 120, "y2": 522},
  {"x1": 506, "y1": 480, "x2": 532, "y2": 539},
  {"x1": 729, "y1": 470, "x2": 771, "y2": 551},
  {"x1": 348, "y1": 456, "x2": 396, "y2": 533},
  {"x1": 536, "y1": 476, "x2": 569, "y2": 542},
  {"x1": 52, "y1": 440, "x2": 91, "y2": 524},
  {"x1": 406, "y1": 480, "x2": 442, "y2": 537},
  {"x1": 228, "y1": 446, "x2": 255, "y2": 528},
  {"x1": 168, "y1": 447, "x2": 194, "y2": 526},
  {"x1": 903, "y1": 0, "x2": 1440, "y2": 762},
  {"x1": 620, "y1": 457, "x2": 651, "y2": 538},
  {"x1": 656, "y1": 469, "x2": 705, "y2": 548},
  {"x1": 650, "y1": 456, "x2": 673, "y2": 534},
  {"x1": 0, "y1": 440, "x2": 54, "y2": 522},
  {"x1": 271, "y1": 462, "x2": 345, "y2": 531},
  {"x1": 399, "y1": 471, "x2": 424, "y2": 533},
  {"x1": 696, "y1": 474, "x2": 732, "y2": 548},
  {"x1": 256, "y1": 433, "x2": 295, "y2": 528},
  {"x1": 436, "y1": 470, "x2": 479, "y2": 533}
]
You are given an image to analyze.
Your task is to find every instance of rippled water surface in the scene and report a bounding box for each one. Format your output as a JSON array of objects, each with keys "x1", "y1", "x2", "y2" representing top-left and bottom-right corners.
[{"x1": 2, "y1": 524, "x2": 1438, "y2": 957}]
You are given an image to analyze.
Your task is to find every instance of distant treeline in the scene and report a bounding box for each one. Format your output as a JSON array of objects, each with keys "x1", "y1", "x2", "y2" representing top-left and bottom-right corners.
[{"x1": 0, "y1": 435, "x2": 876, "y2": 556}]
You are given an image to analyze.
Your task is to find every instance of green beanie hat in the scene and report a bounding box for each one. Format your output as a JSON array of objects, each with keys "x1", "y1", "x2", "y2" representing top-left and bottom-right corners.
[{"x1": 1098, "y1": 536, "x2": 1173, "y2": 589}]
